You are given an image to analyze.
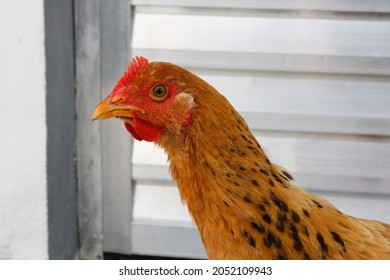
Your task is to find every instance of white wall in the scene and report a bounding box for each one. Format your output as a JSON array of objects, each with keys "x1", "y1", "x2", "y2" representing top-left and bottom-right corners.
[{"x1": 0, "y1": 0, "x2": 48, "y2": 259}]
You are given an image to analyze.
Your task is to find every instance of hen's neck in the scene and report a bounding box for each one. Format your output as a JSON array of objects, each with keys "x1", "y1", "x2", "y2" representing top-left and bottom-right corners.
[
  {"x1": 155, "y1": 91, "x2": 342, "y2": 259},
  {"x1": 156, "y1": 92, "x2": 290, "y2": 221}
]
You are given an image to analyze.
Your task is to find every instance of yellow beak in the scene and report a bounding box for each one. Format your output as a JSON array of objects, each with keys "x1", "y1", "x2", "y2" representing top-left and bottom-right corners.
[{"x1": 92, "y1": 97, "x2": 144, "y2": 121}]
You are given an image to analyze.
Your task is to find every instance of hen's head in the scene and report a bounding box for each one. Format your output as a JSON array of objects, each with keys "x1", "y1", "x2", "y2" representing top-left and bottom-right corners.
[{"x1": 92, "y1": 56, "x2": 197, "y2": 141}]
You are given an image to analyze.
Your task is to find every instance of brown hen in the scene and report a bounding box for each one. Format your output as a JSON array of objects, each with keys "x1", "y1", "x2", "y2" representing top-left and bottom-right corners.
[{"x1": 92, "y1": 56, "x2": 390, "y2": 259}]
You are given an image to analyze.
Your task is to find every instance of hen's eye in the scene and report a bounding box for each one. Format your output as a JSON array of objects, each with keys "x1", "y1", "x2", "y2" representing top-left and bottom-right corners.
[{"x1": 150, "y1": 84, "x2": 168, "y2": 101}]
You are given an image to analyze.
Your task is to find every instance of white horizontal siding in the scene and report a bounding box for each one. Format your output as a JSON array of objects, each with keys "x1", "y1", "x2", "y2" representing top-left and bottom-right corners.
[
  {"x1": 133, "y1": 0, "x2": 390, "y2": 13},
  {"x1": 133, "y1": 14, "x2": 390, "y2": 57}
]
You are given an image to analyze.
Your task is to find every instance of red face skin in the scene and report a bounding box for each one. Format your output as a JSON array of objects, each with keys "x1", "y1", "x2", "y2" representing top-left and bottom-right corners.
[
  {"x1": 116, "y1": 82, "x2": 180, "y2": 142},
  {"x1": 92, "y1": 56, "x2": 194, "y2": 142}
]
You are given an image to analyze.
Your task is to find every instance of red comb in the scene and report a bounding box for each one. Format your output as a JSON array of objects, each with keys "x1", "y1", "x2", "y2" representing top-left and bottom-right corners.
[
  {"x1": 116, "y1": 56, "x2": 149, "y2": 88},
  {"x1": 127, "y1": 56, "x2": 149, "y2": 76}
]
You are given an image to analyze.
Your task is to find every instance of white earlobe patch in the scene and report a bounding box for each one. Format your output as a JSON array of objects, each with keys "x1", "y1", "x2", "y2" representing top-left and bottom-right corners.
[{"x1": 174, "y1": 92, "x2": 196, "y2": 110}]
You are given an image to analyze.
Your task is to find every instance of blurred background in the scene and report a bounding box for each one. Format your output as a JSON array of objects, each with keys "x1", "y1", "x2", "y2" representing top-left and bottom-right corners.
[{"x1": 0, "y1": 0, "x2": 389, "y2": 259}]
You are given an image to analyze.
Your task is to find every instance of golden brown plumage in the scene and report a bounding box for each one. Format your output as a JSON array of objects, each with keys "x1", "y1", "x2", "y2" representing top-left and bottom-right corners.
[{"x1": 93, "y1": 56, "x2": 390, "y2": 259}]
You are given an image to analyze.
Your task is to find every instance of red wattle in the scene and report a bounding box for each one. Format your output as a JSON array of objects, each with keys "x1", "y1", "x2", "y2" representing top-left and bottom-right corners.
[
  {"x1": 124, "y1": 122, "x2": 143, "y2": 141},
  {"x1": 124, "y1": 113, "x2": 164, "y2": 142}
]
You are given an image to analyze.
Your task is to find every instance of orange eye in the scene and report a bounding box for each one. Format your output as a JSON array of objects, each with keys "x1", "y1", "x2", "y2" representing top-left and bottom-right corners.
[{"x1": 150, "y1": 84, "x2": 168, "y2": 101}]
